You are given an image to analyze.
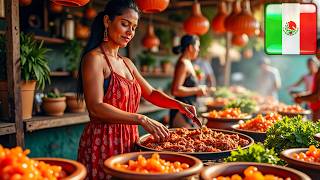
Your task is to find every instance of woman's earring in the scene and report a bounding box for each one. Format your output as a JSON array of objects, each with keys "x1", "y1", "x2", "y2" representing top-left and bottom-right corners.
[{"x1": 103, "y1": 29, "x2": 108, "y2": 42}]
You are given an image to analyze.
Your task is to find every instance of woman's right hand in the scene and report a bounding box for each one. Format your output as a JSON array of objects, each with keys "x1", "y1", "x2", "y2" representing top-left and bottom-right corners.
[{"x1": 137, "y1": 115, "x2": 170, "y2": 142}]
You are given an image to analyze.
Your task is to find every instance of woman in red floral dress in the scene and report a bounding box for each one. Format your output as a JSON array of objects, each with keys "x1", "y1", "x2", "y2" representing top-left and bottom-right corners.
[{"x1": 76, "y1": 0, "x2": 200, "y2": 179}]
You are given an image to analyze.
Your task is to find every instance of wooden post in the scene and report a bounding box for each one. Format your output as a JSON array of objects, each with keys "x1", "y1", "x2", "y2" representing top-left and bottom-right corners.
[
  {"x1": 5, "y1": 0, "x2": 24, "y2": 147},
  {"x1": 223, "y1": 32, "x2": 232, "y2": 86}
]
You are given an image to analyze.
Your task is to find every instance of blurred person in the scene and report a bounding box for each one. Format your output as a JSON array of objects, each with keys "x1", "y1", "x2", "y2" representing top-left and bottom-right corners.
[
  {"x1": 194, "y1": 55, "x2": 216, "y2": 87},
  {"x1": 256, "y1": 57, "x2": 281, "y2": 100},
  {"x1": 170, "y1": 35, "x2": 214, "y2": 128},
  {"x1": 295, "y1": 56, "x2": 320, "y2": 122}
]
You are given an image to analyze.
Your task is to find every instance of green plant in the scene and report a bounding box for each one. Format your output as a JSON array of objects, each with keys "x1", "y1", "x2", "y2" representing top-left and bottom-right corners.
[
  {"x1": 0, "y1": 34, "x2": 6, "y2": 80},
  {"x1": 138, "y1": 52, "x2": 156, "y2": 67},
  {"x1": 155, "y1": 28, "x2": 172, "y2": 50},
  {"x1": 20, "y1": 33, "x2": 51, "y2": 90},
  {"x1": 264, "y1": 116, "x2": 320, "y2": 154},
  {"x1": 226, "y1": 98, "x2": 257, "y2": 114},
  {"x1": 64, "y1": 39, "x2": 82, "y2": 71},
  {"x1": 214, "y1": 87, "x2": 234, "y2": 98},
  {"x1": 160, "y1": 59, "x2": 171, "y2": 65},
  {"x1": 225, "y1": 143, "x2": 283, "y2": 165},
  {"x1": 45, "y1": 92, "x2": 64, "y2": 98}
]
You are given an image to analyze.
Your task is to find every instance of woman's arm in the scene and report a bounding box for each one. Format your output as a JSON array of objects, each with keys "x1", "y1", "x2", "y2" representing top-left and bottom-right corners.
[
  {"x1": 288, "y1": 76, "x2": 304, "y2": 89},
  {"x1": 82, "y1": 51, "x2": 169, "y2": 141},
  {"x1": 295, "y1": 76, "x2": 320, "y2": 103}
]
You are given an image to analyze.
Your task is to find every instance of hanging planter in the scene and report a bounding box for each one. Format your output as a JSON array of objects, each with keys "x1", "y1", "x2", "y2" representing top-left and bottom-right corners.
[
  {"x1": 232, "y1": 34, "x2": 249, "y2": 47},
  {"x1": 84, "y1": 7, "x2": 97, "y2": 20},
  {"x1": 49, "y1": 2, "x2": 64, "y2": 13},
  {"x1": 50, "y1": 0, "x2": 90, "y2": 7},
  {"x1": 142, "y1": 24, "x2": 160, "y2": 49},
  {"x1": 227, "y1": 0, "x2": 260, "y2": 36},
  {"x1": 75, "y1": 23, "x2": 90, "y2": 40},
  {"x1": 135, "y1": 0, "x2": 170, "y2": 13},
  {"x1": 211, "y1": 1, "x2": 228, "y2": 34},
  {"x1": 183, "y1": 2, "x2": 209, "y2": 35},
  {"x1": 225, "y1": 0, "x2": 241, "y2": 32},
  {"x1": 20, "y1": 0, "x2": 32, "y2": 6}
]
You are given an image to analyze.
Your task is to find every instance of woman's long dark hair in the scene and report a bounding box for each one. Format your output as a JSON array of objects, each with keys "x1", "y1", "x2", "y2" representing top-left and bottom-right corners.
[
  {"x1": 172, "y1": 35, "x2": 199, "y2": 55},
  {"x1": 77, "y1": 0, "x2": 139, "y2": 100}
]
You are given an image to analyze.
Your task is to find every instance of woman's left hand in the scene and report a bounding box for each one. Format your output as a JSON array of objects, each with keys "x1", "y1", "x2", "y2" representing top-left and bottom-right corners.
[{"x1": 178, "y1": 103, "x2": 202, "y2": 127}]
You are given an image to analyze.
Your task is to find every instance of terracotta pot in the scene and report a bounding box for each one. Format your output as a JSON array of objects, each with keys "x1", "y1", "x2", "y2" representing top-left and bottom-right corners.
[
  {"x1": 42, "y1": 97, "x2": 66, "y2": 116},
  {"x1": 184, "y1": 2, "x2": 209, "y2": 35},
  {"x1": 135, "y1": 0, "x2": 169, "y2": 13},
  {"x1": 33, "y1": 158, "x2": 87, "y2": 180},
  {"x1": 51, "y1": 0, "x2": 89, "y2": 7},
  {"x1": 161, "y1": 62, "x2": 172, "y2": 73},
  {"x1": 0, "y1": 80, "x2": 36, "y2": 120},
  {"x1": 232, "y1": 34, "x2": 249, "y2": 47},
  {"x1": 19, "y1": 0, "x2": 32, "y2": 6},
  {"x1": 224, "y1": 0, "x2": 241, "y2": 32},
  {"x1": 65, "y1": 93, "x2": 86, "y2": 113},
  {"x1": 49, "y1": 2, "x2": 64, "y2": 13}
]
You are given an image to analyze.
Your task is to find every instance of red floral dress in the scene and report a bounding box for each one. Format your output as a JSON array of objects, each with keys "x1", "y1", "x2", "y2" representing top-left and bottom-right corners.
[{"x1": 78, "y1": 46, "x2": 141, "y2": 180}]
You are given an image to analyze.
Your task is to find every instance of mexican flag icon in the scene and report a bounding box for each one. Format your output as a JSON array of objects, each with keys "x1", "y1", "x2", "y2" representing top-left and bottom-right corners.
[{"x1": 265, "y1": 3, "x2": 317, "y2": 55}]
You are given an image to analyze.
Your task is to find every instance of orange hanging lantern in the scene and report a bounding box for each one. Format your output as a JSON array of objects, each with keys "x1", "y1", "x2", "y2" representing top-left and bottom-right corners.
[
  {"x1": 50, "y1": 0, "x2": 89, "y2": 7},
  {"x1": 135, "y1": 0, "x2": 170, "y2": 13},
  {"x1": 228, "y1": 0, "x2": 260, "y2": 36},
  {"x1": 184, "y1": 2, "x2": 210, "y2": 35},
  {"x1": 85, "y1": 7, "x2": 97, "y2": 20},
  {"x1": 142, "y1": 24, "x2": 160, "y2": 49},
  {"x1": 211, "y1": 1, "x2": 228, "y2": 34},
  {"x1": 20, "y1": 0, "x2": 32, "y2": 6},
  {"x1": 75, "y1": 24, "x2": 90, "y2": 40},
  {"x1": 49, "y1": 2, "x2": 63, "y2": 13},
  {"x1": 225, "y1": 0, "x2": 241, "y2": 32},
  {"x1": 232, "y1": 34, "x2": 249, "y2": 47}
]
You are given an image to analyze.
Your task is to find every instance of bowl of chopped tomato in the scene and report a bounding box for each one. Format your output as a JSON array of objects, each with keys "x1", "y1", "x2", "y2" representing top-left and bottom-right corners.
[
  {"x1": 33, "y1": 158, "x2": 87, "y2": 180},
  {"x1": 232, "y1": 113, "x2": 282, "y2": 142},
  {"x1": 103, "y1": 152, "x2": 203, "y2": 180},
  {"x1": 281, "y1": 145, "x2": 320, "y2": 179},
  {"x1": 202, "y1": 108, "x2": 252, "y2": 130},
  {"x1": 200, "y1": 162, "x2": 310, "y2": 180}
]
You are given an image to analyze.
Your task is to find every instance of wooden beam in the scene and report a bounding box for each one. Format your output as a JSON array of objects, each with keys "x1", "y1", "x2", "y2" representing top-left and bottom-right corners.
[
  {"x1": 223, "y1": 3, "x2": 232, "y2": 86},
  {"x1": 5, "y1": 0, "x2": 24, "y2": 147}
]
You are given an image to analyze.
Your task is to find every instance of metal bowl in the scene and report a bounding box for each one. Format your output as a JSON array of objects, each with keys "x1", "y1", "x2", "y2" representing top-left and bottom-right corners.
[
  {"x1": 103, "y1": 151, "x2": 203, "y2": 180},
  {"x1": 202, "y1": 112, "x2": 252, "y2": 130},
  {"x1": 200, "y1": 162, "x2": 311, "y2": 180},
  {"x1": 231, "y1": 124, "x2": 266, "y2": 142},
  {"x1": 33, "y1": 158, "x2": 87, "y2": 180},
  {"x1": 137, "y1": 128, "x2": 254, "y2": 161},
  {"x1": 278, "y1": 110, "x2": 311, "y2": 118}
]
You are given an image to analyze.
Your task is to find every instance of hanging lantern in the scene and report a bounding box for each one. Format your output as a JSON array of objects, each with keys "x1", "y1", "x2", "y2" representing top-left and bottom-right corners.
[
  {"x1": 184, "y1": 2, "x2": 210, "y2": 35},
  {"x1": 85, "y1": 7, "x2": 97, "y2": 20},
  {"x1": 228, "y1": 0, "x2": 260, "y2": 36},
  {"x1": 232, "y1": 34, "x2": 249, "y2": 47},
  {"x1": 135, "y1": 0, "x2": 170, "y2": 13},
  {"x1": 225, "y1": 0, "x2": 241, "y2": 32},
  {"x1": 142, "y1": 24, "x2": 160, "y2": 49},
  {"x1": 211, "y1": 1, "x2": 228, "y2": 34},
  {"x1": 49, "y1": 2, "x2": 63, "y2": 13},
  {"x1": 20, "y1": 0, "x2": 32, "y2": 6},
  {"x1": 50, "y1": 0, "x2": 89, "y2": 7},
  {"x1": 75, "y1": 23, "x2": 90, "y2": 40}
]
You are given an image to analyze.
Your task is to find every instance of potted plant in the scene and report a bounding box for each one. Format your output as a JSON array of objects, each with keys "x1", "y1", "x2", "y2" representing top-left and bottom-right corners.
[
  {"x1": 0, "y1": 33, "x2": 51, "y2": 119},
  {"x1": 160, "y1": 59, "x2": 172, "y2": 74},
  {"x1": 64, "y1": 39, "x2": 82, "y2": 78},
  {"x1": 42, "y1": 90, "x2": 66, "y2": 116},
  {"x1": 138, "y1": 52, "x2": 156, "y2": 73},
  {"x1": 64, "y1": 92, "x2": 86, "y2": 113}
]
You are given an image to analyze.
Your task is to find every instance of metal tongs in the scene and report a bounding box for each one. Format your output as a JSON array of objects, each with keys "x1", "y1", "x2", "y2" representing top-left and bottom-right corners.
[{"x1": 191, "y1": 115, "x2": 203, "y2": 128}]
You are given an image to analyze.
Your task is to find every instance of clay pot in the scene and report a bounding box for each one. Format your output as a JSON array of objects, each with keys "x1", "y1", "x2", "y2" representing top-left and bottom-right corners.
[
  {"x1": 142, "y1": 24, "x2": 160, "y2": 49},
  {"x1": 75, "y1": 24, "x2": 90, "y2": 40},
  {"x1": 65, "y1": 93, "x2": 86, "y2": 113},
  {"x1": 135, "y1": 0, "x2": 169, "y2": 13},
  {"x1": 84, "y1": 7, "x2": 97, "y2": 20},
  {"x1": 161, "y1": 62, "x2": 172, "y2": 73},
  {"x1": 42, "y1": 97, "x2": 66, "y2": 116},
  {"x1": 19, "y1": 0, "x2": 32, "y2": 6},
  {"x1": 184, "y1": 2, "x2": 210, "y2": 35},
  {"x1": 49, "y1": 2, "x2": 64, "y2": 13},
  {"x1": 51, "y1": 0, "x2": 89, "y2": 7}
]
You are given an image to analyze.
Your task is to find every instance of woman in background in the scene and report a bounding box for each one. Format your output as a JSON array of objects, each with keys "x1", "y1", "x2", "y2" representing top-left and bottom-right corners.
[
  {"x1": 170, "y1": 35, "x2": 213, "y2": 128},
  {"x1": 77, "y1": 1, "x2": 199, "y2": 179}
]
